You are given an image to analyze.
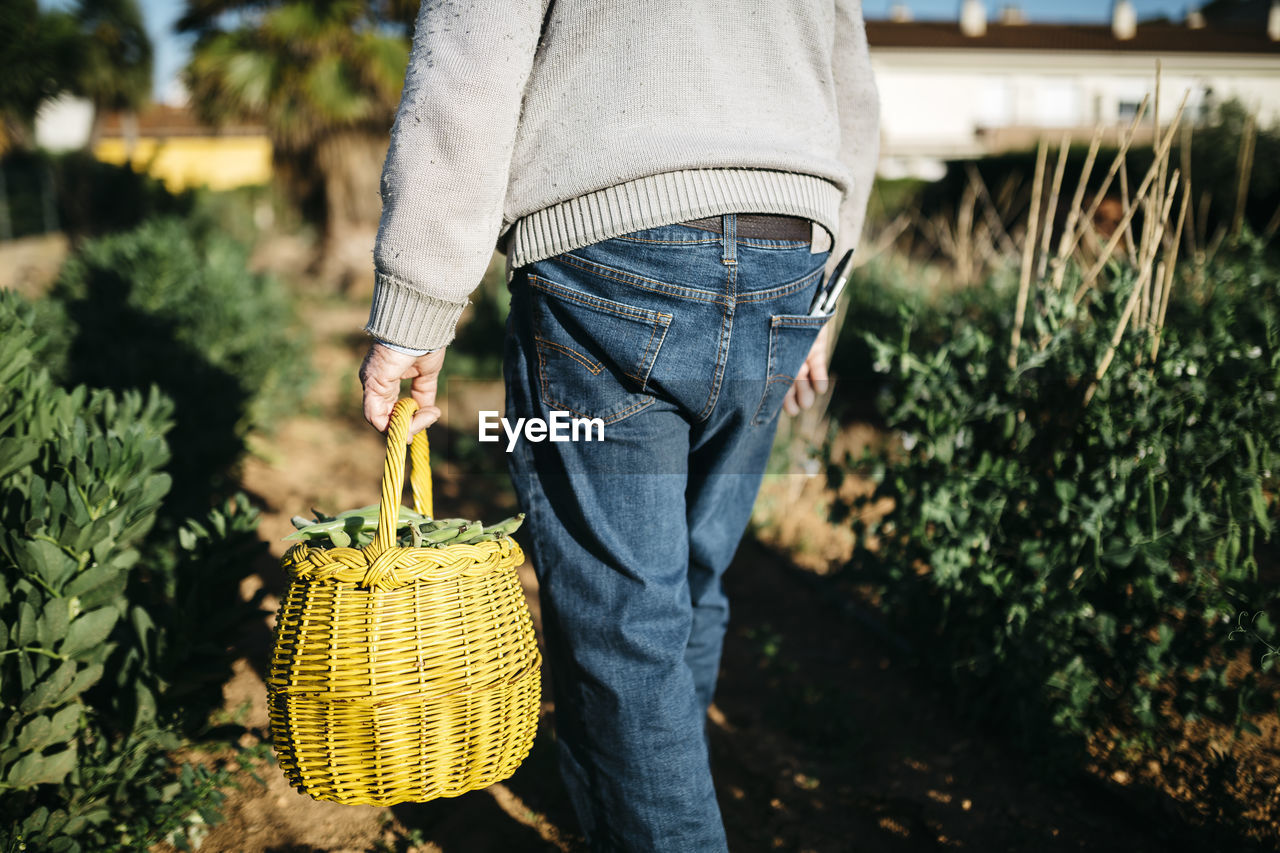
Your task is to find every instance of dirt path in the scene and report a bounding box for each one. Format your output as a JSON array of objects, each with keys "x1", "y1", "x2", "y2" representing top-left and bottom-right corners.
[
  {"x1": 712, "y1": 539, "x2": 1167, "y2": 853},
  {"x1": 195, "y1": 286, "x2": 1182, "y2": 853}
]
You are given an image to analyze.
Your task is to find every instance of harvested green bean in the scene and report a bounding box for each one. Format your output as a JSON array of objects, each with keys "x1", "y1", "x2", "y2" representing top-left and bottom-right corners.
[{"x1": 283, "y1": 505, "x2": 524, "y2": 551}]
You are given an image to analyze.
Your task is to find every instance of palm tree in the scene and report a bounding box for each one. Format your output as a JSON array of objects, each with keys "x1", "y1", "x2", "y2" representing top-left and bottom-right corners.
[
  {"x1": 0, "y1": 0, "x2": 149, "y2": 155},
  {"x1": 179, "y1": 0, "x2": 415, "y2": 288},
  {"x1": 0, "y1": 0, "x2": 84, "y2": 152},
  {"x1": 74, "y1": 0, "x2": 154, "y2": 154}
]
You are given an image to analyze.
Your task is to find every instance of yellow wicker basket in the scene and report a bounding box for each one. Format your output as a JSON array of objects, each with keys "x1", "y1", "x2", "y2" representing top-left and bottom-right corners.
[{"x1": 266, "y1": 399, "x2": 541, "y2": 806}]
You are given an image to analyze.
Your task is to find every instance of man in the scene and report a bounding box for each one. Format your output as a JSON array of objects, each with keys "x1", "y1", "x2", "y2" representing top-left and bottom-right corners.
[{"x1": 359, "y1": 1, "x2": 878, "y2": 849}]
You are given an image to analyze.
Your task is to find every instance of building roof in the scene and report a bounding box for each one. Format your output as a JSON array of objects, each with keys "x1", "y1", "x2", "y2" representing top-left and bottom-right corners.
[
  {"x1": 98, "y1": 103, "x2": 265, "y2": 139},
  {"x1": 864, "y1": 20, "x2": 1280, "y2": 55}
]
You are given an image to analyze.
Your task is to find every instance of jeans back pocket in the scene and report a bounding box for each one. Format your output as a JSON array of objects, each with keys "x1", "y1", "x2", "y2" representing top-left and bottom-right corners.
[
  {"x1": 751, "y1": 313, "x2": 831, "y2": 427},
  {"x1": 529, "y1": 273, "x2": 672, "y2": 425}
]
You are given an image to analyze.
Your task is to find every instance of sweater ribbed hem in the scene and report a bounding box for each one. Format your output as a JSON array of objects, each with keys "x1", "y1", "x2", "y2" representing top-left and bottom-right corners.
[
  {"x1": 364, "y1": 270, "x2": 469, "y2": 352},
  {"x1": 508, "y1": 168, "x2": 844, "y2": 269}
]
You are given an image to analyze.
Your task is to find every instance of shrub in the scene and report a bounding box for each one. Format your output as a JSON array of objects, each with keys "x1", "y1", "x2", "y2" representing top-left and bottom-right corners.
[
  {"x1": 42, "y1": 215, "x2": 310, "y2": 517},
  {"x1": 835, "y1": 238, "x2": 1279, "y2": 757},
  {"x1": 0, "y1": 291, "x2": 264, "y2": 852},
  {"x1": 0, "y1": 149, "x2": 193, "y2": 241},
  {"x1": 830, "y1": 254, "x2": 1013, "y2": 422}
]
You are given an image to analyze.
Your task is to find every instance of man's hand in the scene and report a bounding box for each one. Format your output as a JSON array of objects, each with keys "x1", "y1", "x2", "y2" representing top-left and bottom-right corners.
[
  {"x1": 359, "y1": 343, "x2": 446, "y2": 436},
  {"x1": 782, "y1": 323, "x2": 831, "y2": 417}
]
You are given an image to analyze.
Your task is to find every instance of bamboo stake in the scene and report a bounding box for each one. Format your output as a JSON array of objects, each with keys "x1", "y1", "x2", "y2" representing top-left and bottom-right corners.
[
  {"x1": 1230, "y1": 110, "x2": 1257, "y2": 240},
  {"x1": 1138, "y1": 196, "x2": 1153, "y2": 325},
  {"x1": 853, "y1": 213, "x2": 911, "y2": 268},
  {"x1": 1055, "y1": 94, "x2": 1152, "y2": 277},
  {"x1": 1085, "y1": 170, "x2": 1180, "y2": 405},
  {"x1": 1180, "y1": 119, "x2": 1196, "y2": 257},
  {"x1": 1148, "y1": 185, "x2": 1182, "y2": 331},
  {"x1": 1264, "y1": 200, "x2": 1280, "y2": 243},
  {"x1": 1149, "y1": 259, "x2": 1166, "y2": 332},
  {"x1": 900, "y1": 216, "x2": 917, "y2": 260},
  {"x1": 1037, "y1": 133, "x2": 1070, "y2": 280},
  {"x1": 912, "y1": 212, "x2": 938, "y2": 255},
  {"x1": 1206, "y1": 223, "x2": 1228, "y2": 264},
  {"x1": 1079, "y1": 218, "x2": 1105, "y2": 266},
  {"x1": 1146, "y1": 64, "x2": 1168, "y2": 324},
  {"x1": 1010, "y1": 139, "x2": 1048, "y2": 369},
  {"x1": 974, "y1": 222, "x2": 1000, "y2": 269},
  {"x1": 995, "y1": 174, "x2": 1020, "y2": 221},
  {"x1": 1051, "y1": 128, "x2": 1103, "y2": 291},
  {"x1": 1197, "y1": 189, "x2": 1211, "y2": 251},
  {"x1": 1151, "y1": 187, "x2": 1189, "y2": 363},
  {"x1": 1118, "y1": 152, "x2": 1138, "y2": 261},
  {"x1": 1072, "y1": 94, "x2": 1188, "y2": 305},
  {"x1": 957, "y1": 180, "x2": 977, "y2": 284},
  {"x1": 1150, "y1": 61, "x2": 1165, "y2": 261},
  {"x1": 965, "y1": 163, "x2": 1019, "y2": 256},
  {"x1": 1073, "y1": 172, "x2": 1156, "y2": 307}
]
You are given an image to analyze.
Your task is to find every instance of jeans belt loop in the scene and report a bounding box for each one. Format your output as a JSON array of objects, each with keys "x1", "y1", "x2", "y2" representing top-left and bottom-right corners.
[{"x1": 721, "y1": 214, "x2": 736, "y2": 265}]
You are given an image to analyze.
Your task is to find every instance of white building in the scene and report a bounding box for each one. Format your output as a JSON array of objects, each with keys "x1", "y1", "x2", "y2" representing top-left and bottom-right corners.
[{"x1": 867, "y1": 3, "x2": 1280, "y2": 178}]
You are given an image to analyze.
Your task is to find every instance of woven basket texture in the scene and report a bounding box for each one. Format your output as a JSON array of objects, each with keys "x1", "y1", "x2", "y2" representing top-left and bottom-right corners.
[{"x1": 267, "y1": 399, "x2": 541, "y2": 806}]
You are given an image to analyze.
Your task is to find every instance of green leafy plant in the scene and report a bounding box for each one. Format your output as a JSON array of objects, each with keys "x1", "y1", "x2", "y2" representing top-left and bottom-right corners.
[
  {"x1": 840, "y1": 244, "x2": 1279, "y2": 738},
  {"x1": 0, "y1": 291, "x2": 264, "y2": 851}
]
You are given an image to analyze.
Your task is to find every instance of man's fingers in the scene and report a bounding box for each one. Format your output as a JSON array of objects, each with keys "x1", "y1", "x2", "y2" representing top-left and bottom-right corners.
[
  {"x1": 795, "y1": 380, "x2": 815, "y2": 411},
  {"x1": 361, "y1": 377, "x2": 401, "y2": 431},
  {"x1": 782, "y1": 384, "x2": 800, "y2": 416},
  {"x1": 408, "y1": 350, "x2": 446, "y2": 410},
  {"x1": 360, "y1": 344, "x2": 408, "y2": 427},
  {"x1": 783, "y1": 325, "x2": 835, "y2": 418},
  {"x1": 408, "y1": 406, "x2": 441, "y2": 438},
  {"x1": 364, "y1": 397, "x2": 394, "y2": 432},
  {"x1": 807, "y1": 324, "x2": 831, "y2": 396},
  {"x1": 793, "y1": 358, "x2": 814, "y2": 411},
  {"x1": 359, "y1": 343, "x2": 449, "y2": 434},
  {"x1": 808, "y1": 351, "x2": 830, "y2": 395}
]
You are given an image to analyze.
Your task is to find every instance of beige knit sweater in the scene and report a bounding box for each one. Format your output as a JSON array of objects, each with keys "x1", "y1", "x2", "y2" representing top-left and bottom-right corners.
[{"x1": 367, "y1": 0, "x2": 881, "y2": 351}]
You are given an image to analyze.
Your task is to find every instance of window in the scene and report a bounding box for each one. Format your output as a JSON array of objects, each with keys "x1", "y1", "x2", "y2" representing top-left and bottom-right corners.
[{"x1": 1117, "y1": 100, "x2": 1144, "y2": 121}]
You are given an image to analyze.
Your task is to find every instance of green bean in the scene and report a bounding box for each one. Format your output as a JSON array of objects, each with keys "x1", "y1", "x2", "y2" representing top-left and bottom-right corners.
[{"x1": 285, "y1": 506, "x2": 523, "y2": 551}]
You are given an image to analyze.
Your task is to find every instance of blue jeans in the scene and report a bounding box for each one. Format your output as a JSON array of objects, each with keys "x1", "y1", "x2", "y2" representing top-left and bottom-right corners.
[{"x1": 503, "y1": 214, "x2": 831, "y2": 852}]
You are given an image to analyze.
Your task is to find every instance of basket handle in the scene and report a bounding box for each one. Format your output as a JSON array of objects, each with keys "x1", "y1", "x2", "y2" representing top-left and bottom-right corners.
[{"x1": 371, "y1": 398, "x2": 434, "y2": 554}]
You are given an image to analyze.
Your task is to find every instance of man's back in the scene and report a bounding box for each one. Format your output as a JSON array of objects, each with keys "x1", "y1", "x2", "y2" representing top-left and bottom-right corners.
[
  {"x1": 370, "y1": 0, "x2": 878, "y2": 354},
  {"x1": 508, "y1": 0, "x2": 853, "y2": 223}
]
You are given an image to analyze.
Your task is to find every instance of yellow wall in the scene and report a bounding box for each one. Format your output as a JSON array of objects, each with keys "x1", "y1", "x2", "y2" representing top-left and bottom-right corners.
[{"x1": 93, "y1": 136, "x2": 273, "y2": 192}]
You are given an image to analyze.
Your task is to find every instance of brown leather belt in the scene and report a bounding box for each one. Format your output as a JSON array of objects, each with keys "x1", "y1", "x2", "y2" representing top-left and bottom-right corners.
[{"x1": 681, "y1": 214, "x2": 812, "y2": 243}]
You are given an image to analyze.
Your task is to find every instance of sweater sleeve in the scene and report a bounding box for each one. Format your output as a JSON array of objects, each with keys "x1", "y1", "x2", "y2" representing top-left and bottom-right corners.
[
  {"x1": 366, "y1": 0, "x2": 546, "y2": 351},
  {"x1": 831, "y1": 0, "x2": 880, "y2": 257}
]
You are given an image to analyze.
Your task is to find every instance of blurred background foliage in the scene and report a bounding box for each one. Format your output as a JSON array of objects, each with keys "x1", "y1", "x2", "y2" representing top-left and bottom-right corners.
[{"x1": 179, "y1": 0, "x2": 414, "y2": 286}]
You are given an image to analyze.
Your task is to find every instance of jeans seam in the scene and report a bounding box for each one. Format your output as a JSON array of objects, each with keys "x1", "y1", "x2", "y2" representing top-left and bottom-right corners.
[
  {"x1": 529, "y1": 272, "x2": 674, "y2": 324},
  {"x1": 696, "y1": 262, "x2": 735, "y2": 423},
  {"x1": 736, "y1": 238, "x2": 811, "y2": 249},
  {"x1": 611, "y1": 235, "x2": 722, "y2": 245},
  {"x1": 555, "y1": 253, "x2": 717, "y2": 304},
  {"x1": 635, "y1": 317, "x2": 670, "y2": 389},
  {"x1": 535, "y1": 341, "x2": 657, "y2": 425},
  {"x1": 752, "y1": 320, "x2": 785, "y2": 426},
  {"x1": 534, "y1": 336, "x2": 603, "y2": 374},
  {"x1": 772, "y1": 315, "x2": 830, "y2": 328},
  {"x1": 735, "y1": 264, "x2": 827, "y2": 304}
]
